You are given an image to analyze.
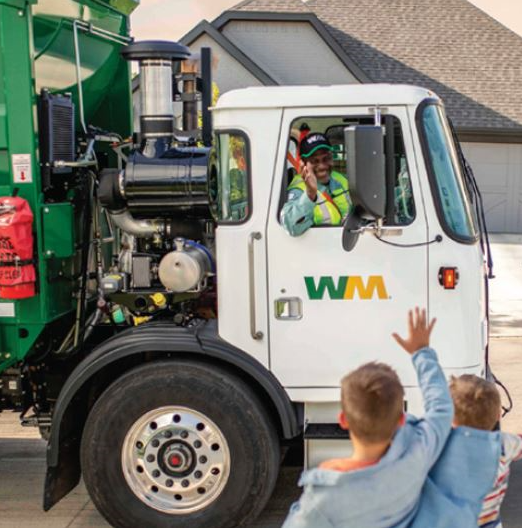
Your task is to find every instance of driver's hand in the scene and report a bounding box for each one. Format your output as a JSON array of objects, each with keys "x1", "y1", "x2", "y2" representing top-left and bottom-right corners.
[{"x1": 300, "y1": 160, "x2": 317, "y2": 202}]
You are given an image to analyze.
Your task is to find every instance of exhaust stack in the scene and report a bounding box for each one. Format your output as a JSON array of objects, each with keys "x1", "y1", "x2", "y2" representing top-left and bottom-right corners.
[{"x1": 121, "y1": 41, "x2": 191, "y2": 153}]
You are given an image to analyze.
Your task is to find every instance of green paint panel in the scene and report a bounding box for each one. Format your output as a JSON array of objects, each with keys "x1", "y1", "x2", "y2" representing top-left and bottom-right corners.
[
  {"x1": 42, "y1": 203, "x2": 75, "y2": 258},
  {"x1": 0, "y1": 320, "x2": 44, "y2": 369},
  {"x1": 0, "y1": 0, "x2": 134, "y2": 372}
]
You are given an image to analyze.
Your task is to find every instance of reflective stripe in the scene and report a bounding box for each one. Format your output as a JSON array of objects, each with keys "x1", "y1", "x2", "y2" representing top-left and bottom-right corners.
[
  {"x1": 288, "y1": 171, "x2": 351, "y2": 226},
  {"x1": 314, "y1": 196, "x2": 340, "y2": 225}
]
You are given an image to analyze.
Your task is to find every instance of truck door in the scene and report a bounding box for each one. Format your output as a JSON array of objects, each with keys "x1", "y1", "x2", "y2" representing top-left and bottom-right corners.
[{"x1": 267, "y1": 107, "x2": 428, "y2": 390}]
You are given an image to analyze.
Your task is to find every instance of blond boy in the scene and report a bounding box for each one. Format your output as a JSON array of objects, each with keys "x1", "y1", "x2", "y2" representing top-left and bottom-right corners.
[{"x1": 450, "y1": 375, "x2": 522, "y2": 528}]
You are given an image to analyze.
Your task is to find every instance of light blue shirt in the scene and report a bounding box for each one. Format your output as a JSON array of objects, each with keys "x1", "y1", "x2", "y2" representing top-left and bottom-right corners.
[{"x1": 409, "y1": 426, "x2": 501, "y2": 528}]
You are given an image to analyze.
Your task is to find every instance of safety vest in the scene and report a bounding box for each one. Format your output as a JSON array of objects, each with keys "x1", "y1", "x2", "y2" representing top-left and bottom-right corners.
[{"x1": 288, "y1": 171, "x2": 352, "y2": 226}]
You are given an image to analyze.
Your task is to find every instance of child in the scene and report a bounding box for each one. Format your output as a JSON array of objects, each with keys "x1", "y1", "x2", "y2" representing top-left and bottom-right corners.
[
  {"x1": 282, "y1": 308, "x2": 454, "y2": 528},
  {"x1": 409, "y1": 373, "x2": 502, "y2": 528},
  {"x1": 446, "y1": 375, "x2": 520, "y2": 528}
]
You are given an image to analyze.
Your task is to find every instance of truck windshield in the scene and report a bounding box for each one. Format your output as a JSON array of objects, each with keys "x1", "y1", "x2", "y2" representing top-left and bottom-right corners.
[{"x1": 420, "y1": 103, "x2": 478, "y2": 242}]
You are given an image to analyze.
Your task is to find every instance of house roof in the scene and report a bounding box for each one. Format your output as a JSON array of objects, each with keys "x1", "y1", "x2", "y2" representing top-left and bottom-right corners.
[
  {"x1": 231, "y1": 0, "x2": 522, "y2": 133},
  {"x1": 232, "y1": 0, "x2": 311, "y2": 13}
]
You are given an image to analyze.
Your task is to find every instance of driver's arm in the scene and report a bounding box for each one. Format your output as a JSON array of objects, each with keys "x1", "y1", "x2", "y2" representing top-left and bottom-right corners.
[{"x1": 280, "y1": 187, "x2": 316, "y2": 237}]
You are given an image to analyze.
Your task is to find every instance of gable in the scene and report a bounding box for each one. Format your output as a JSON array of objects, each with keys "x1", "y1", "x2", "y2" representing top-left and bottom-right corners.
[
  {"x1": 188, "y1": 33, "x2": 264, "y2": 93},
  {"x1": 221, "y1": 20, "x2": 359, "y2": 86}
]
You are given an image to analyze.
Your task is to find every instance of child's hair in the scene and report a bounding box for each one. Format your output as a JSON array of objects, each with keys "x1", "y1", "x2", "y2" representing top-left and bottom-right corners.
[
  {"x1": 341, "y1": 362, "x2": 404, "y2": 443},
  {"x1": 449, "y1": 375, "x2": 500, "y2": 430}
]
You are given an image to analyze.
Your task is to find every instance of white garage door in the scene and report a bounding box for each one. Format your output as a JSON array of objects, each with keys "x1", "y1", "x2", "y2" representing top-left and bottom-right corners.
[{"x1": 461, "y1": 142, "x2": 522, "y2": 233}]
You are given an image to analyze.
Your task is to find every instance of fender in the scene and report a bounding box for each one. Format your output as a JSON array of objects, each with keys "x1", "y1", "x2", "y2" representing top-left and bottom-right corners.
[{"x1": 44, "y1": 320, "x2": 299, "y2": 510}]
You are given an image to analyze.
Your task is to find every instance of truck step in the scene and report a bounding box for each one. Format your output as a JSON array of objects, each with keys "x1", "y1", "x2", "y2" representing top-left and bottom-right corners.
[{"x1": 304, "y1": 423, "x2": 350, "y2": 440}]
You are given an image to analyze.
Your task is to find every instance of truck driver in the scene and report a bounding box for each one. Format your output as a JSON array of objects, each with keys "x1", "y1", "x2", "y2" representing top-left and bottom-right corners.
[{"x1": 280, "y1": 132, "x2": 352, "y2": 236}]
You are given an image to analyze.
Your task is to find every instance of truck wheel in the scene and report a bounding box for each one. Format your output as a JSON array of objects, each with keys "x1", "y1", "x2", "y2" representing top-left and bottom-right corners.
[{"x1": 81, "y1": 360, "x2": 280, "y2": 528}]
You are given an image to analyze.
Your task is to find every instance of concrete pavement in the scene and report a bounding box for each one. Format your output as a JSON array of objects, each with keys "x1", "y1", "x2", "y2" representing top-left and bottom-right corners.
[
  {"x1": 489, "y1": 234, "x2": 522, "y2": 337},
  {"x1": 0, "y1": 412, "x2": 300, "y2": 528}
]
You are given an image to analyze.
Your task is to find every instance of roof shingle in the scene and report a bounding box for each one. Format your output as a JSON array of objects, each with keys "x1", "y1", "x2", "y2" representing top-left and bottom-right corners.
[
  {"x1": 308, "y1": 0, "x2": 522, "y2": 130},
  {"x1": 232, "y1": 0, "x2": 311, "y2": 13}
]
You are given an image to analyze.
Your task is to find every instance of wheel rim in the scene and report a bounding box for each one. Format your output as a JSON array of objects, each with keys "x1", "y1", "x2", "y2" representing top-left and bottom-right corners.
[{"x1": 121, "y1": 406, "x2": 231, "y2": 514}]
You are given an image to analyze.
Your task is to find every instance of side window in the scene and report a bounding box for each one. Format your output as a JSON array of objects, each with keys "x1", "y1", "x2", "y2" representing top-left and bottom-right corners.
[
  {"x1": 209, "y1": 131, "x2": 250, "y2": 223},
  {"x1": 280, "y1": 116, "x2": 415, "y2": 227}
]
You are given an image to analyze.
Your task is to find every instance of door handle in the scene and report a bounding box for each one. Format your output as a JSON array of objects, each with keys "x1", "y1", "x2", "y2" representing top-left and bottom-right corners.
[
  {"x1": 248, "y1": 232, "x2": 263, "y2": 340},
  {"x1": 275, "y1": 297, "x2": 303, "y2": 320}
]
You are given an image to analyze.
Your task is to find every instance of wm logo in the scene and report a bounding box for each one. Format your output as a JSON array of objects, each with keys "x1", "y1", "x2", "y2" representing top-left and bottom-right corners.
[{"x1": 305, "y1": 276, "x2": 389, "y2": 300}]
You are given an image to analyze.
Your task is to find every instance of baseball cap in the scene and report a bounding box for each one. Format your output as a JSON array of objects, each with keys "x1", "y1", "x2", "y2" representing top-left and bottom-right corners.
[{"x1": 300, "y1": 132, "x2": 333, "y2": 159}]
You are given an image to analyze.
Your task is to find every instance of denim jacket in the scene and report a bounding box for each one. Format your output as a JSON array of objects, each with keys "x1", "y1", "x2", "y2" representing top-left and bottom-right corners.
[
  {"x1": 282, "y1": 348, "x2": 454, "y2": 528},
  {"x1": 409, "y1": 426, "x2": 501, "y2": 528}
]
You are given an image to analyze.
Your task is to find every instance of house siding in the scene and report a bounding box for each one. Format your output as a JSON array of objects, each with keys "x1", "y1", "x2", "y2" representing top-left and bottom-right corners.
[
  {"x1": 222, "y1": 21, "x2": 359, "y2": 86},
  {"x1": 188, "y1": 33, "x2": 264, "y2": 93}
]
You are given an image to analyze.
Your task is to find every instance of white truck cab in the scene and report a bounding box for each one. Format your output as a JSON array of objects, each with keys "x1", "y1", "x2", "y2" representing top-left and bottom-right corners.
[{"x1": 211, "y1": 84, "x2": 487, "y2": 463}]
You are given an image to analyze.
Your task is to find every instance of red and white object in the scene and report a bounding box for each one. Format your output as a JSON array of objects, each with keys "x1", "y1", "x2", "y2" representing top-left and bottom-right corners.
[{"x1": 0, "y1": 197, "x2": 36, "y2": 299}]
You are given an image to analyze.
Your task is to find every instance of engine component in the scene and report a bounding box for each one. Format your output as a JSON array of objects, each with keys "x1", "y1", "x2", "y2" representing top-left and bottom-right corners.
[
  {"x1": 121, "y1": 41, "x2": 190, "y2": 146},
  {"x1": 158, "y1": 238, "x2": 212, "y2": 293},
  {"x1": 109, "y1": 208, "x2": 163, "y2": 238},
  {"x1": 99, "y1": 149, "x2": 210, "y2": 219},
  {"x1": 131, "y1": 256, "x2": 152, "y2": 288},
  {"x1": 150, "y1": 293, "x2": 167, "y2": 308},
  {"x1": 111, "y1": 305, "x2": 126, "y2": 324},
  {"x1": 100, "y1": 273, "x2": 127, "y2": 294},
  {"x1": 123, "y1": 148, "x2": 210, "y2": 212},
  {"x1": 38, "y1": 90, "x2": 75, "y2": 187},
  {"x1": 0, "y1": 368, "x2": 24, "y2": 410},
  {"x1": 0, "y1": 197, "x2": 36, "y2": 299}
]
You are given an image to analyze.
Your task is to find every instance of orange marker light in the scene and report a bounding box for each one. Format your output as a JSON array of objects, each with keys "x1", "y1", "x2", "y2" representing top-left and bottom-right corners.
[{"x1": 438, "y1": 267, "x2": 459, "y2": 290}]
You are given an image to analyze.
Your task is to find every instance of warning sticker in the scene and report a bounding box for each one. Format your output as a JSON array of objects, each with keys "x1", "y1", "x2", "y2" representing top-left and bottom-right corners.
[
  {"x1": 12, "y1": 154, "x2": 33, "y2": 184},
  {"x1": 0, "y1": 302, "x2": 15, "y2": 317}
]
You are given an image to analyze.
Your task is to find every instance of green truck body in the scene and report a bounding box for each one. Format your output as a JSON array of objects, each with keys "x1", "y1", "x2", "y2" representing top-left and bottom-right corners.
[{"x1": 0, "y1": 0, "x2": 137, "y2": 372}]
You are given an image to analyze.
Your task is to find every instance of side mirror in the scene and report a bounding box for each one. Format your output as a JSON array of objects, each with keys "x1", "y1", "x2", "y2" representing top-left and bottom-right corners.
[
  {"x1": 342, "y1": 125, "x2": 386, "y2": 252},
  {"x1": 344, "y1": 125, "x2": 386, "y2": 219}
]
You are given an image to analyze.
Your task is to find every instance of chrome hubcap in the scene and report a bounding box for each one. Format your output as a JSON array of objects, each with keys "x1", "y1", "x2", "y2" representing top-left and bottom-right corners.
[{"x1": 122, "y1": 406, "x2": 230, "y2": 514}]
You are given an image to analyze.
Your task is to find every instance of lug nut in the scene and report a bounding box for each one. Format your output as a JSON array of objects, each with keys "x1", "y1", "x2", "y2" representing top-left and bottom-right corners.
[
  {"x1": 199, "y1": 456, "x2": 207, "y2": 464},
  {"x1": 166, "y1": 479, "x2": 174, "y2": 488},
  {"x1": 194, "y1": 440, "x2": 202, "y2": 449},
  {"x1": 151, "y1": 439, "x2": 160, "y2": 448},
  {"x1": 181, "y1": 479, "x2": 190, "y2": 488},
  {"x1": 194, "y1": 471, "x2": 202, "y2": 479},
  {"x1": 152, "y1": 469, "x2": 160, "y2": 478},
  {"x1": 146, "y1": 454, "x2": 155, "y2": 463},
  {"x1": 180, "y1": 430, "x2": 189, "y2": 439},
  {"x1": 164, "y1": 430, "x2": 173, "y2": 439}
]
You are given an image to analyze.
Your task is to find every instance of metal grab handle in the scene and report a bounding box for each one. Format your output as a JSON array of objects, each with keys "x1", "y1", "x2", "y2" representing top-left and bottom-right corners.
[{"x1": 248, "y1": 232, "x2": 263, "y2": 340}]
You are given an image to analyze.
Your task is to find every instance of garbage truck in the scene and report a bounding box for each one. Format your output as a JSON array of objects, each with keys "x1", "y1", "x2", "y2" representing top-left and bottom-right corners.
[{"x1": 0, "y1": 1, "x2": 494, "y2": 527}]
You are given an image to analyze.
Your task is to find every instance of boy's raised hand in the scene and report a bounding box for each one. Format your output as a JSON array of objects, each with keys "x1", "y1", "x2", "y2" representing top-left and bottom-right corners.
[{"x1": 392, "y1": 307, "x2": 436, "y2": 355}]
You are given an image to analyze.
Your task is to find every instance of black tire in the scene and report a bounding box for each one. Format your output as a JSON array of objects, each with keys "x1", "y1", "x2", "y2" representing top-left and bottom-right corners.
[{"x1": 81, "y1": 360, "x2": 281, "y2": 528}]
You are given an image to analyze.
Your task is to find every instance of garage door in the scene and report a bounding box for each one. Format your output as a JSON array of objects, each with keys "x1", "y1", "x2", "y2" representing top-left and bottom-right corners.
[{"x1": 461, "y1": 143, "x2": 522, "y2": 233}]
